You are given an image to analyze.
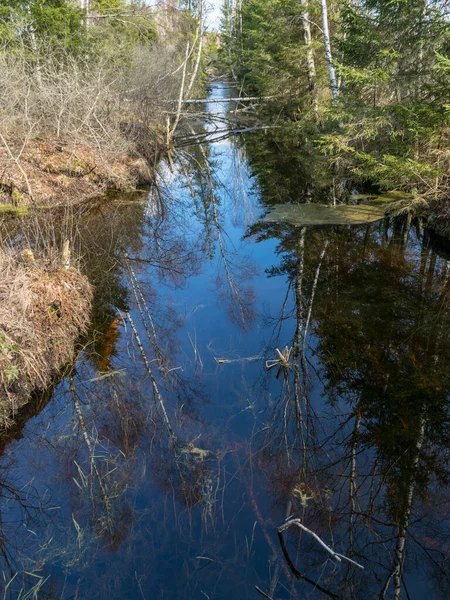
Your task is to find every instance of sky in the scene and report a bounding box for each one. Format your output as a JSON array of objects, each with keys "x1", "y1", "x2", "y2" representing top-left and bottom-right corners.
[
  {"x1": 206, "y1": 0, "x2": 224, "y2": 30},
  {"x1": 146, "y1": 1, "x2": 224, "y2": 31}
]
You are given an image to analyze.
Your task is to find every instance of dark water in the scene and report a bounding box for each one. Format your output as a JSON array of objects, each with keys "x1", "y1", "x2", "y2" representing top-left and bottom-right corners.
[{"x1": 2, "y1": 83, "x2": 450, "y2": 599}]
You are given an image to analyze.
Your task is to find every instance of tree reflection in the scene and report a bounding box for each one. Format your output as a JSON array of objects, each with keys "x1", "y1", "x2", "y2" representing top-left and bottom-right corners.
[{"x1": 252, "y1": 214, "x2": 450, "y2": 599}]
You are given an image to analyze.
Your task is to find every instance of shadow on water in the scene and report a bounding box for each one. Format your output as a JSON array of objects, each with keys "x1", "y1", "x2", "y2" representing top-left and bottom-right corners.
[{"x1": 1, "y1": 83, "x2": 450, "y2": 599}]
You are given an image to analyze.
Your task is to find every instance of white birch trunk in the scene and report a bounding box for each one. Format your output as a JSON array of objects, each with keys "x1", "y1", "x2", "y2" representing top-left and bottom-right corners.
[
  {"x1": 186, "y1": 0, "x2": 204, "y2": 97},
  {"x1": 320, "y1": 0, "x2": 338, "y2": 101},
  {"x1": 300, "y1": 0, "x2": 317, "y2": 102}
]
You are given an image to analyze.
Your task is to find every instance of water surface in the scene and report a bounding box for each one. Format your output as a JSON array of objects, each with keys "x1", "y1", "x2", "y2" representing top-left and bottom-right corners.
[{"x1": 1, "y1": 83, "x2": 450, "y2": 599}]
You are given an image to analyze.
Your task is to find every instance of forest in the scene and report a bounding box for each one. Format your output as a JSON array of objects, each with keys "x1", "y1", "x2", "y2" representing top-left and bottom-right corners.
[{"x1": 222, "y1": 0, "x2": 450, "y2": 215}]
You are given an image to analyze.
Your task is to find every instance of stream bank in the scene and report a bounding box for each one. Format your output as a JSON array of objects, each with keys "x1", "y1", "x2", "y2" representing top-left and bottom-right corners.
[
  {"x1": 0, "y1": 249, "x2": 92, "y2": 428},
  {"x1": 0, "y1": 137, "x2": 161, "y2": 211}
]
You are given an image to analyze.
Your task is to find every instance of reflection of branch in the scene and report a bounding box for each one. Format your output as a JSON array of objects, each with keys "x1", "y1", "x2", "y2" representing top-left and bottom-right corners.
[
  {"x1": 70, "y1": 376, "x2": 112, "y2": 532},
  {"x1": 125, "y1": 310, "x2": 177, "y2": 444},
  {"x1": 303, "y1": 240, "x2": 328, "y2": 350},
  {"x1": 278, "y1": 518, "x2": 364, "y2": 569}
]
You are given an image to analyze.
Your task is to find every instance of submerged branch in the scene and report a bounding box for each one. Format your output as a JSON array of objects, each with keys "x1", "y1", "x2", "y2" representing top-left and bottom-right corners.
[
  {"x1": 278, "y1": 518, "x2": 364, "y2": 570},
  {"x1": 277, "y1": 529, "x2": 340, "y2": 599}
]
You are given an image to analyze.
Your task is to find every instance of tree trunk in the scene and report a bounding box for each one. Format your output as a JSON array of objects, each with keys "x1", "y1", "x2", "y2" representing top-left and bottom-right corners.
[
  {"x1": 186, "y1": 0, "x2": 204, "y2": 97},
  {"x1": 320, "y1": 0, "x2": 338, "y2": 101},
  {"x1": 300, "y1": 0, "x2": 317, "y2": 110}
]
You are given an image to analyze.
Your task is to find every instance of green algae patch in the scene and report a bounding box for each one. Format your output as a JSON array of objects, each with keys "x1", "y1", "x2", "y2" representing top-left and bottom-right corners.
[{"x1": 265, "y1": 192, "x2": 412, "y2": 226}]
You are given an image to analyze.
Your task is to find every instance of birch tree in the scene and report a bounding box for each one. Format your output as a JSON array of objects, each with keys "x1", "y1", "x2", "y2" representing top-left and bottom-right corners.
[
  {"x1": 320, "y1": 0, "x2": 338, "y2": 100},
  {"x1": 300, "y1": 0, "x2": 318, "y2": 110}
]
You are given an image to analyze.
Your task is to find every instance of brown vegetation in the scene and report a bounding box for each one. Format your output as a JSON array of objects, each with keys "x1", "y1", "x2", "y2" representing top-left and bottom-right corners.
[
  {"x1": 0, "y1": 249, "x2": 93, "y2": 427},
  {"x1": 0, "y1": 139, "x2": 157, "y2": 208},
  {"x1": 0, "y1": 42, "x2": 192, "y2": 207}
]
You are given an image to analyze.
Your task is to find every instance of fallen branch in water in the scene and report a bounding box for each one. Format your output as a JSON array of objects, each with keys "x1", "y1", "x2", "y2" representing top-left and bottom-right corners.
[
  {"x1": 266, "y1": 347, "x2": 292, "y2": 370},
  {"x1": 214, "y1": 355, "x2": 263, "y2": 365},
  {"x1": 158, "y1": 95, "x2": 276, "y2": 104},
  {"x1": 255, "y1": 586, "x2": 274, "y2": 600},
  {"x1": 278, "y1": 518, "x2": 364, "y2": 570},
  {"x1": 175, "y1": 125, "x2": 280, "y2": 143},
  {"x1": 277, "y1": 529, "x2": 339, "y2": 599}
]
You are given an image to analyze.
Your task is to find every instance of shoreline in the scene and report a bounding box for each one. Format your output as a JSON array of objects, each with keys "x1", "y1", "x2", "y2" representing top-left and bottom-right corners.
[
  {"x1": 0, "y1": 251, "x2": 93, "y2": 429},
  {"x1": 0, "y1": 136, "x2": 163, "y2": 212}
]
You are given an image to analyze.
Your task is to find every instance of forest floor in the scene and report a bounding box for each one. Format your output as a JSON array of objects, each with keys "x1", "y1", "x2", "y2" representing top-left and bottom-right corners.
[{"x1": 0, "y1": 137, "x2": 162, "y2": 211}]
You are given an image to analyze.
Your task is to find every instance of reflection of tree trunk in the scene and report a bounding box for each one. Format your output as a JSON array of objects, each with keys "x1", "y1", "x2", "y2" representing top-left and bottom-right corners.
[
  {"x1": 293, "y1": 227, "x2": 306, "y2": 359},
  {"x1": 425, "y1": 250, "x2": 437, "y2": 298},
  {"x1": 382, "y1": 218, "x2": 390, "y2": 247},
  {"x1": 442, "y1": 260, "x2": 450, "y2": 290},
  {"x1": 303, "y1": 240, "x2": 328, "y2": 350},
  {"x1": 418, "y1": 237, "x2": 429, "y2": 297},
  {"x1": 349, "y1": 410, "x2": 361, "y2": 555},
  {"x1": 126, "y1": 257, "x2": 167, "y2": 370},
  {"x1": 126, "y1": 311, "x2": 177, "y2": 444},
  {"x1": 362, "y1": 224, "x2": 371, "y2": 257},
  {"x1": 380, "y1": 414, "x2": 425, "y2": 599},
  {"x1": 292, "y1": 227, "x2": 306, "y2": 434},
  {"x1": 401, "y1": 212, "x2": 412, "y2": 251},
  {"x1": 293, "y1": 228, "x2": 306, "y2": 427}
]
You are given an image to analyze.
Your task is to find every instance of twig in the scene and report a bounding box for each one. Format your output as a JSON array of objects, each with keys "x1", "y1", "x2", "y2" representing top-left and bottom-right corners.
[
  {"x1": 277, "y1": 530, "x2": 339, "y2": 599},
  {"x1": 255, "y1": 586, "x2": 274, "y2": 600},
  {"x1": 278, "y1": 518, "x2": 364, "y2": 570},
  {"x1": 266, "y1": 347, "x2": 292, "y2": 370}
]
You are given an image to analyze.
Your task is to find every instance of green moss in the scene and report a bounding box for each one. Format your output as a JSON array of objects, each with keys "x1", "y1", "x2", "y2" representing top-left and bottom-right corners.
[
  {"x1": 68, "y1": 158, "x2": 89, "y2": 176},
  {"x1": 265, "y1": 193, "x2": 411, "y2": 226},
  {"x1": 11, "y1": 187, "x2": 24, "y2": 205},
  {"x1": 0, "y1": 204, "x2": 29, "y2": 217}
]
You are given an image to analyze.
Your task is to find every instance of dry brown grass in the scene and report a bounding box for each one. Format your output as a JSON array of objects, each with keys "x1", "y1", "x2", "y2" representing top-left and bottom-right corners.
[
  {"x1": 0, "y1": 249, "x2": 93, "y2": 427},
  {"x1": 0, "y1": 139, "x2": 157, "y2": 207},
  {"x1": 0, "y1": 38, "x2": 195, "y2": 206}
]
